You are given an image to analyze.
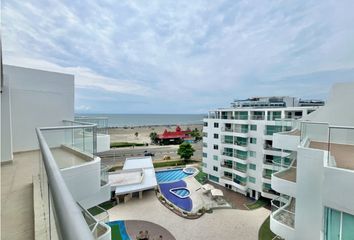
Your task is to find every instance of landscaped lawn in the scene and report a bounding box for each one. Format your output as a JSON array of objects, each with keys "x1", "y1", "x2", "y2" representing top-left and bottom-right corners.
[
  {"x1": 153, "y1": 160, "x2": 199, "y2": 168},
  {"x1": 245, "y1": 197, "x2": 269, "y2": 210},
  {"x1": 110, "y1": 142, "x2": 145, "y2": 148},
  {"x1": 258, "y1": 216, "x2": 276, "y2": 240},
  {"x1": 194, "y1": 170, "x2": 208, "y2": 184},
  {"x1": 88, "y1": 201, "x2": 115, "y2": 216}
]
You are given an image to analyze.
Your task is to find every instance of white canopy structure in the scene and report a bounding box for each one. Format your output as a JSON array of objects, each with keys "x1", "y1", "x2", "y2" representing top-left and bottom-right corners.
[
  {"x1": 211, "y1": 189, "x2": 224, "y2": 197},
  {"x1": 202, "y1": 183, "x2": 214, "y2": 193}
]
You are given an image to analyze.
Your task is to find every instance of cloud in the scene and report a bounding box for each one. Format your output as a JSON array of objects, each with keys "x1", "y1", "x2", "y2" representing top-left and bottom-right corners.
[{"x1": 2, "y1": 0, "x2": 354, "y2": 113}]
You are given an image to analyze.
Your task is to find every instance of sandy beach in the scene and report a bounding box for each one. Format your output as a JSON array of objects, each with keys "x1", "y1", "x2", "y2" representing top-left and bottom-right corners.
[{"x1": 108, "y1": 124, "x2": 203, "y2": 144}]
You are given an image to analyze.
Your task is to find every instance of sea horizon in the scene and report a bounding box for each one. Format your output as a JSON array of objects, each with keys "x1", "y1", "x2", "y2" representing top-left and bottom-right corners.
[{"x1": 75, "y1": 113, "x2": 205, "y2": 127}]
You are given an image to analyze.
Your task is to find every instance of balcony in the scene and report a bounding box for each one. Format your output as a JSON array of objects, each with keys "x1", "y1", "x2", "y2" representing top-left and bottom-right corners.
[
  {"x1": 35, "y1": 122, "x2": 111, "y2": 240},
  {"x1": 221, "y1": 175, "x2": 233, "y2": 181},
  {"x1": 222, "y1": 127, "x2": 234, "y2": 132},
  {"x1": 222, "y1": 152, "x2": 234, "y2": 157},
  {"x1": 220, "y1": 163, "x2": 233, "y2": 169},
  {"x1": 250, "y1": 115, "x2": 265, "y2": 120},
  {"x1": 270, "y1": 196, "x2": 295, "y2": 239},
  {"x1": 233, "y1": 178, "x2": 248, "y2": 191}
]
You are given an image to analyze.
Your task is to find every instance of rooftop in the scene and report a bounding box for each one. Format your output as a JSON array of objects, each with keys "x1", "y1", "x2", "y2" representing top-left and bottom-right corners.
[{"x1": 112, "y1": 157, "x2": 158, "y2": 195}]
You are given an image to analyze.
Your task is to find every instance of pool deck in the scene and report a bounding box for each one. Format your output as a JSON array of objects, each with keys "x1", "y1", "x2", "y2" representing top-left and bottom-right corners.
[{"x1": 108, "y1": 190, "x2": 270, "y2": 240}]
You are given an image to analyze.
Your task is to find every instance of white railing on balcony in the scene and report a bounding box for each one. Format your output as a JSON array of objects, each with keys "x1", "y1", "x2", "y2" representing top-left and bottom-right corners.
[
  {"x1": 36, "y1": 121, "x2": 110, "y2": 240},
  {"x1": 271, "y1": 196, "x2": 295, "y2": 229}
]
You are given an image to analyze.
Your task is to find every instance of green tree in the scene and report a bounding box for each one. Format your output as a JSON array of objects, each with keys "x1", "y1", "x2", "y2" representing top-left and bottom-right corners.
[
  {"x1": 149, "y1": 132, "x2": 158, "y2": 144},
  {"x1": 135, "y1": 132, "x2": 139, "y2": 138},
  {"x1": 190, "y1": 128, "x2": 202, "y2": 141},
  {"x1": 177, "y1": 142, "x2": 195, "y2": 161}
]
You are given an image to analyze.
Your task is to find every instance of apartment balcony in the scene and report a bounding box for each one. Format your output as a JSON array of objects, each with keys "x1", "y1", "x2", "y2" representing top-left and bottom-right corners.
[
  {"x1": 220, "y1": 163, "x2": 233, "y2": 170},
  {"x1": 221, "y1": 175, "x2": 233, "y2": 183},
  {"x1": 270, "y1": 197, "x2": 295, "y2": 239},
  {"x1": 232, "y1": 167, "x2": 247, "y2": 178},
  {"x1": 221, "y1": 127, "x2": 234, "y2": 133},
  {"x1": 233, "y1": 178, "x2": 248, "y2": 191},
  {"x1": 35, "y1": 122, "x2": 112, "y2": 240},
  {"x1": 273, "y1": 129, "x2": 301, "y2": 151},
  {"x1": 250, "y1": 115, "x2": 265, "y2": 120},
  {"x1": 222, "y1": 152, "x2": 234, "y2": 158},
  {"x1": 262, "y1": 183, "x2": 279, "y2": 199}
]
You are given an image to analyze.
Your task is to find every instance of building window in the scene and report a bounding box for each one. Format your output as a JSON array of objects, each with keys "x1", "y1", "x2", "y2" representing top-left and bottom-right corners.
[
  {"x1": 250, "y1": 138, "x2": 257, "y2": 144},
  {"x1": 213, "y1": 144, "x2": 219, "y2": 150},
  {"x1": 203, "y1": 152, "x2": 207, "y2": 158},
  {"x1": 203, "y1": 122, "x2": 208, "y2": 127},
  {"x1": 248, "y1": 176, "x2": 256, "y2": 184},
  {"x1": 249, "y1": 163, "x2": 256, "y2": 170},
  {"x1": 214, "y1": 133, "x2": 219, "y2": 139},
  {"x1": 213, "y1": 166, "x2": 218, "y2": 172},
  {"x1": 202, "y1": 162, "x2": 207, "y2": 168},
  {"x1": 250, "y1": 125, "x2": 257, "y2": 131},
  {"x1": 203, "y1": 132, "x2": 208, "y2": 137},
  {"x1": 213, "y1": 155, "x2": 218, "y2": 161},
  {"x1": 203, "y1": 142, "x2": 207, "y2": 148},
  {"x1": 325, "y1": 207, "x2": 354, "y2": 240},
  {"x1": 249, "y1": 151, "x2": 256, "y2": 158},
  {"x1": 214, "y1": 122, "x2": 219, "y2": 128},
  {"x1": 209, "y1": 174, "x2": 219, "y2": 183}
]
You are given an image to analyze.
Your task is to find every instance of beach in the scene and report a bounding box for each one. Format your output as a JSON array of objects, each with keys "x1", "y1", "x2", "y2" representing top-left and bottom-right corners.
[{"x1": 108, "y1": 124, "x2": 203, "y2": 144}]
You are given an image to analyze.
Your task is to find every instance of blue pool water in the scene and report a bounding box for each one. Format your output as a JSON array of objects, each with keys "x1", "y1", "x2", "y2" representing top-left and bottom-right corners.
[
  {"x1": 171, "y1": 188, "x2": 190, "y2": 198},
  {"x1": 107, "y1": 220, "x2": 130, "y2": 240},
  {"x1": 156, "y1": 169, "x2": 191, "y2": 183},
  {"x1": 159, "y1": 180, "x2": 192, "y2": 211}
]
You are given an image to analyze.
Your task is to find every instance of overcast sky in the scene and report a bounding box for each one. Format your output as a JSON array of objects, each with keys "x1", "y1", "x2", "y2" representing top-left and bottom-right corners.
[{"x1": 3, "y1": 0, "x2": 354, "y2": 113}]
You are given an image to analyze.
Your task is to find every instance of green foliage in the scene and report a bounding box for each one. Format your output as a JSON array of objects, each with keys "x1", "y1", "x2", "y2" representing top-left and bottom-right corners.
[
  {"x1": 246, "y1": 197, "x2": 269, "y2": 210},
  {"x1": 177, "y1": 142, "x2": 195, "y2": 161},
  {"x1": 258, "y1": 216, "x2": 276, "y2": 240},
  {"x1": 111, "y1": 224, "x2": 123, "y2": 240},
  {"x1": 149, "y1": 132, "x2": 158, "y2": 144},
  {"x1": 110, "y1": 142, "x2": 145, "y2": 148},
  {"x1": 87, "y1": 201, "x2": 114, "y2": 216},
  {"x1": 153, "y1": 160, "x2": 185, "y2": 168},
  {"x1": 194, "y1": 170, "x2": 208, "y2": 184},
  {"x1": 190, "y1": 128, "x2": 202, "y2": 141},
  {"x1": 153, "y1": 160, "x2": 198, "y2": 168},
  {"x1": 134, "y1": 132, "x2": 139, "y2": 137}
]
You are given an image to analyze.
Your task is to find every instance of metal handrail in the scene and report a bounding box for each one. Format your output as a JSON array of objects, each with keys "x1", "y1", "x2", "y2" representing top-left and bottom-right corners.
[{"x1": 36, "y1": 128, "x2": 95, "y2": 240}]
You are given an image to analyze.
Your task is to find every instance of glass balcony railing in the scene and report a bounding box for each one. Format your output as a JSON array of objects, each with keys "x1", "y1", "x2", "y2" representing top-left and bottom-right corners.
[
  {"x1": 36, "y1": 122, "x2": 109, "y2": 240},
  {"x1": 233, "y1": 178, "x2": 247, "y2": 186},
  {"x1": 301, "y1": 122, "x2": 354, "y2": 171},
  {"x1": 221, "y1": 163, "x2": 233, "y2": 169},
  {"x1": 271, "y1": 196, "x2": 296, "y2": 229}
]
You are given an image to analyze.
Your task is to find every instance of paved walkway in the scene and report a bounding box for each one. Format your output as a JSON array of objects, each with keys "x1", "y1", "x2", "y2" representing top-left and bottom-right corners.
[
  {"x1": 108, "y1": 190, "x2": 270, "y2": 240},
  {"x1": 208, "y1": 181, "x2": 253, "y2": 210},
  {"x1": 1, "y1": 151, "x2": 39, "y2": 240}
]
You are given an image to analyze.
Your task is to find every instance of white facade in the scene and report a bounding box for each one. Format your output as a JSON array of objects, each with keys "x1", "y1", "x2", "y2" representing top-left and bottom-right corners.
[
  {"x1": 270, "y1": 82, "x2": 354, "y2": 240},
  {"x1": 202, "y1": 98, "x2": 319, "y2": 200},
  {"x1": 1, "y1": 65, "x2": 74, "y2": 162}
]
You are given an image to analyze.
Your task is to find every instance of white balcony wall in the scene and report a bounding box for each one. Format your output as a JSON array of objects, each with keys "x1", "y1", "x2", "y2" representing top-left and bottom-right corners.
[
  {"x1": 1, "y1": 75, "x2": 13, "y2": 162},
  {"x1": 97, "y1": 134, "x2": 111, "y2": 153},
  {"x1": 294, "y1": 146, "x2": 326, "y2": 240},
  {"x1": 3, "y1": 65, "x2": 74, "y2": 153},
  {"x1": 61, "y1": 157, "x2": 110, "y2": 209},
  {"x1": 323, "y1": 167, "x2": 354, "y2": 215},
  {"x1": 273, "y1": 133, "x2": 299, "y2": 151}
]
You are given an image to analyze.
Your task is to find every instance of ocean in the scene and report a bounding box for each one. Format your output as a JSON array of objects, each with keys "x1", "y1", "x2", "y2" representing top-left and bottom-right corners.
[{"x1": 75, "y1": 114, "x2": 205, "y2": 127}]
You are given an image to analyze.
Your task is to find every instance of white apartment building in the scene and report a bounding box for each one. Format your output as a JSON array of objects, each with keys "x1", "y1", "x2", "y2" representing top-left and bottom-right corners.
[
  {"x1": 202, "y1": 96, "x2": 323, "y2": 200},
  {"x1": 270, "y1": 82, "x2": 354, "y2": 240}
]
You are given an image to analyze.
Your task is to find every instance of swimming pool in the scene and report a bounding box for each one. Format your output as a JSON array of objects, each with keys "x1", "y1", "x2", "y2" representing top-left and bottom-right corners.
[
  {"x1": 156, "y1": 169, "x2": 192, "y2": 183},
  {"x1": 170, "y1": 187, "x2": 190, "y2": 198}
]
